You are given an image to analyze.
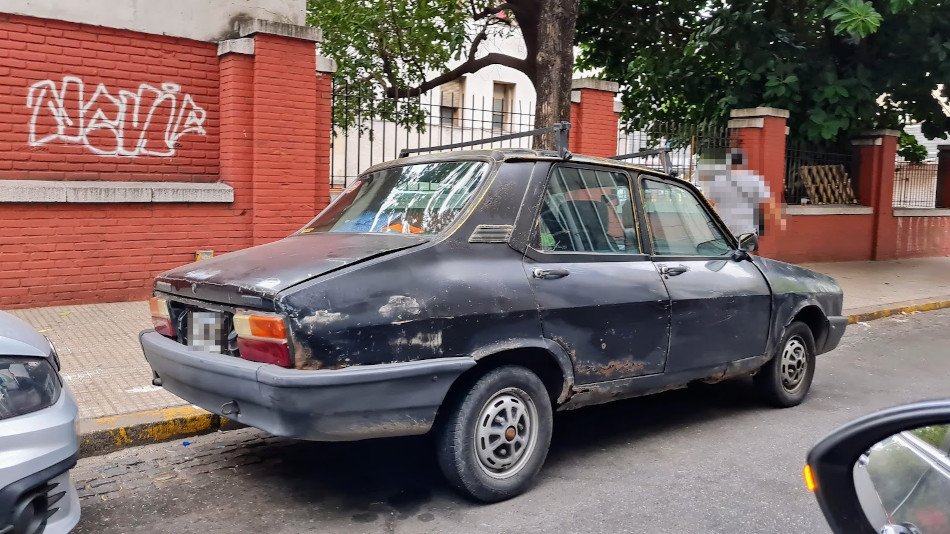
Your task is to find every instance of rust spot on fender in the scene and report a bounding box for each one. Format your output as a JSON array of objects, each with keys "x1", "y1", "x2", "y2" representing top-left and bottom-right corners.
[
  {"x1": 549, "y1": 335, "x2": 578, "y2": 361},
  {"x1": 576, "y1": 359, "x2": 648, "y2": 381}
]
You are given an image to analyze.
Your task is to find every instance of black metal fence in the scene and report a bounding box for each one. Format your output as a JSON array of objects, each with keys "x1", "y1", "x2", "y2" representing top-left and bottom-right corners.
[
  {"x1": 330, "y1": 86, "x2": 535, "y2": 188},
  {"x1": 893, "y1": 160, "x2": 938, "y2": 208},
  {"x1": 616, "y1": 122, "x2": 735, "y2": 181},
  {"x1": 784, "y1": 143, "x2": 856, "y2": 205},
  {"x1": 331, "y1": 88, "x2": 743, "y2": 189}
]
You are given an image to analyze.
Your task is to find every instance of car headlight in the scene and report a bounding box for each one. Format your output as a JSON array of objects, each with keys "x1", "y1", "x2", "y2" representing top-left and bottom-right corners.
[
  {"x1": 0, "y1": 357, "x2": 62, "y2": 420},
  {"x1": 44, "y1": 335, "x2": 62, "y2": 371}
]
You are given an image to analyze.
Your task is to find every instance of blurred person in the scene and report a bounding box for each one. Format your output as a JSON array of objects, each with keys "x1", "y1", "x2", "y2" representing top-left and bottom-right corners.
[{"x1": 696, "y1": 149, "x2": 786, "y2": 238}]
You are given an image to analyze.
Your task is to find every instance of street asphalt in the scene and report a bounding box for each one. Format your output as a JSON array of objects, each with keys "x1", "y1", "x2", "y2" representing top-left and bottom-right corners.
[{"x1": 72, "y1": 309, "x2": 950, "y2": 534}]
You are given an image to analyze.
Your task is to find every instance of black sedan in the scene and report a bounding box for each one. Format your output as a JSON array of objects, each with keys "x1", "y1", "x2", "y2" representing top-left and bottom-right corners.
[{"x1": 140, "y1": 149, "x2": 846, "y2": 501}]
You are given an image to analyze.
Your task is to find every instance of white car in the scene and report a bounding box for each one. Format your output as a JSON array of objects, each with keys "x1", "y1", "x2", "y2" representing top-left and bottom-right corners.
[{"x1": 0, "y1": 311, "x2": 80, "y2": 534}]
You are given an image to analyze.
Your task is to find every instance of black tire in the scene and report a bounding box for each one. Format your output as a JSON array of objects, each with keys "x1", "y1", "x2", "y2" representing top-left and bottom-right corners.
[
  {"x1": 754, "y1": 321, "x2": 816, "y2": 407},
  {"x1": 436, "y1": 365, "x2": 553, "y2": 502}
]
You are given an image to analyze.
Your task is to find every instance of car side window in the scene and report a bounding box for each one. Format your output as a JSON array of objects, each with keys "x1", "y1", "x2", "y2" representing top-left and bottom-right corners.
[
  {"x1": 641, "y1": 178, "x2": 732, "y2": 256},
  {"x1": 532, "y1": 166, "x2": 640, "y2": 254}
]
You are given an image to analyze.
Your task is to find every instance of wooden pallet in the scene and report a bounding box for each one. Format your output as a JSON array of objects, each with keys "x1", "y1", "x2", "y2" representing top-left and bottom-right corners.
[{"x1": 800, "y1": 164, "x2": 858, "y2": 204}]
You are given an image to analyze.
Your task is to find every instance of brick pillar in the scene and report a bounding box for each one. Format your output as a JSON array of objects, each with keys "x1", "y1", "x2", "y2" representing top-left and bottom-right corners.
[
  {"x1": 250, "y1": 33, "x2": 318, "y2": 244},
  {"x1": 727, "y1": 107, "x2": 789, "y2": 258},
  {"x1": 218, "y1": 21, "x2": 325, "y2": 246},
  {"x1": 217, "y1": 38, "x2": 256, "y2": 248},
  {"x1": 852, "y1": 130, "x2": 899, "y2": 260},
  {"x1": 568, "y1": 78, "x2": 620, "y2": 157},
  {"x1": 314, "y1": 57, "x2": 335, "y2": 212},
  {"x1": 937, "y1": 145, "x2": 950, "y2": 209}
]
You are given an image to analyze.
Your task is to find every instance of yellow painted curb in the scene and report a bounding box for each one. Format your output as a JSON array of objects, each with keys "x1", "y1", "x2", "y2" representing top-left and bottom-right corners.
[
  {"x1": 79, "y1": 406, "x2": 241, "y2": 458},
  {"x1": 847, "y1": 300, "x2": 950, "y2": 324}
]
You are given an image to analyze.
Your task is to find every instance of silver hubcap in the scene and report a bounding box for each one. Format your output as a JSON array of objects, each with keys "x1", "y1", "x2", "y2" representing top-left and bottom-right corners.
[
  {"x1": 780, "y1": 336, "x2": 808, "y2": 391},
  {"x1": 474, "y1": 387, "x2": 538, "y2": 479}
]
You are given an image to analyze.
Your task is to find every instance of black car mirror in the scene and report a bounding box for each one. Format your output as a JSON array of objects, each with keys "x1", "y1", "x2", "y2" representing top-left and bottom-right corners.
[
  {"x1": 737, "y1": 232, "x2": 759, "y2": 253},
  {"x1": 806, "y1": 400, "x2": 950, "y2": 534}
]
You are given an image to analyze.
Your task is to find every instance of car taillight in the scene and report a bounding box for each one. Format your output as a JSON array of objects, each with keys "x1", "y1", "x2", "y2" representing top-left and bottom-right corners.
[
  {"x1": 233, "y1": 312, "x2": 291, "y2": 367},
  {"x1": 149, "y1": 297, "x2": 174, "y2": 338}
]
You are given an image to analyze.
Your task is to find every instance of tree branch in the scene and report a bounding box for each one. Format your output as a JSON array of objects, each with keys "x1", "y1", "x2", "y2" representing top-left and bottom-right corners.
[
  {"x1": 386, "y1": 53, "x2": 530, "y2": 98},
  {"x1": 468, "y1": 29, "x2": 488, "y2": 62},
  {"x1": 379, "y1": 50, "x2": 400, "y2": 90}
]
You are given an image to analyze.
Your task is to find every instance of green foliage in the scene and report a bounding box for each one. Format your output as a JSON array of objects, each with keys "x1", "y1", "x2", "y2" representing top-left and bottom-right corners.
[
  {"x1": 823, "y1": 0, "x2": 882, "y2": 38},
  {"x1": 576, "y1": 0, "x2": 950, "y2": 145},
  {"x1": 898, "y1": 132, "x2": 929, "y2": 163},
  {"x1": 308, "y1": 0, "x2": 470, "y2": 130},
  {"x1": 911, "y1": 425, "x2": 950, "y2": 449},
  {"x1": 888, "y1": 0, "x2": 917, "y2": 13}
]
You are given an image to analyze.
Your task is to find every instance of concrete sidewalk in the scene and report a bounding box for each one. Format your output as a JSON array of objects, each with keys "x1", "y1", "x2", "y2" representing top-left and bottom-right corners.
[
  {"x1": 803, "y1": 257, "x2": 950, "y2": 319},
  {"x1": 9, "y1": 256, "x2": 950, "y2": 455}
]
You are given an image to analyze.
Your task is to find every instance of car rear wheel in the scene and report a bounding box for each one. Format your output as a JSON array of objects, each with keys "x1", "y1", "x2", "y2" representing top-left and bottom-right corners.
[
  {"x1": 436, "y1": 365, "x2": 553, "y2": 502},
  {"x1": 754, "y1": 321, "x2": 816, "y2": 408}
]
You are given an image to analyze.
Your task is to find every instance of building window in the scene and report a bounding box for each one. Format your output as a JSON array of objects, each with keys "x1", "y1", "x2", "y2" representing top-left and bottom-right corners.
[
  {"x1": 492, "y1": 82, "x2": 514, "y2": 131},
  {"x1": 439, "y1": 78, "x2": 465, "y2": 127}
]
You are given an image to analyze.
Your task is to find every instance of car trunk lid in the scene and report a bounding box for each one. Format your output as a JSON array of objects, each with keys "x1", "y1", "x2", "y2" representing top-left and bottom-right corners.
[{"x1": 155, "y1": 233, "x2": 428, "y2": 307}]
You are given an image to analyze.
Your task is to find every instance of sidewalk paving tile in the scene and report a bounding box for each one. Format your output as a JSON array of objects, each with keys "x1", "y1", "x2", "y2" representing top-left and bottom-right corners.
[
  {"x1": 9, "y1": 302, "x2": 186, "y2": 419},
  {"x1": 803, "y1": 257, "x2": 950, "y2": 312}
]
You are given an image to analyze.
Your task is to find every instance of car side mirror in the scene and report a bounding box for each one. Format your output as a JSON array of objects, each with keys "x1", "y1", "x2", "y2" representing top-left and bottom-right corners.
[
  {"x1": 737, "y1": 232, "x2": 759, "y2": 253},
  {"x1": 806, "y1": 400, "x2": 950, "y2": 534}
]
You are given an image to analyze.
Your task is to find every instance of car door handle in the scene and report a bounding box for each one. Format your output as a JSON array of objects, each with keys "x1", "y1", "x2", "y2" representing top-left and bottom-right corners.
[
  {"x1": 533, "y1": 268, "x2": 570, "y2": 280},
  {"x1": 661, "y1": 265, "x2": 689, "y2": 276}
]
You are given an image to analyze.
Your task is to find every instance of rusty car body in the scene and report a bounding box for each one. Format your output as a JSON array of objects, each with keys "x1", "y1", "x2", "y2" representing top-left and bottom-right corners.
[{"x1": 141, "y1": 149, "x2": 847, "y2": 501}]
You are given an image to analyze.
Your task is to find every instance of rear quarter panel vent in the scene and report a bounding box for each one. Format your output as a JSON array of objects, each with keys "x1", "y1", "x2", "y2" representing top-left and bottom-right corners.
[{"x1": 468, "y1": 224, "x2": 514, "y2": 243}]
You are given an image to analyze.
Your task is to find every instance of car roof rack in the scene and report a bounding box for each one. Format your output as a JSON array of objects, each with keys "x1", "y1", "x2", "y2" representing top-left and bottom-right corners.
[
  {"x1": 399, "y1": 122, "x2": 572, "y2": 160},
  {"x1": 612, "y1": 148, "x2": 674, "y2": 176}
]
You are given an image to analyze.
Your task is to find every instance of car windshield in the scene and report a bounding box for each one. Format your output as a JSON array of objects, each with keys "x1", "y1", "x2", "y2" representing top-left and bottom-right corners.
[{"x1": 300, "y1": 161, "x2": 489, "y2": 236}]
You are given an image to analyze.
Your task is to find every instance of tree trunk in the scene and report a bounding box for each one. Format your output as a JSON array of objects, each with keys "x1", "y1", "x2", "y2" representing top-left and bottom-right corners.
[{"x1": 531, "y1": 0, "x2": 580, "y2": 150}]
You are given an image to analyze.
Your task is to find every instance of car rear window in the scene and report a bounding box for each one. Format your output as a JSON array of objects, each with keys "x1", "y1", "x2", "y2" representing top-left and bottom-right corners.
[{"x1": 300, "y1": 161, "x2": 489, "y2": 236}]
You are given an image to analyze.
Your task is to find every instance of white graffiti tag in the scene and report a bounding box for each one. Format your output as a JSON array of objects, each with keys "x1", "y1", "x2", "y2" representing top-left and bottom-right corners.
[{"x1": 26, "y1": 76, "x2": 207, "y2": 157}]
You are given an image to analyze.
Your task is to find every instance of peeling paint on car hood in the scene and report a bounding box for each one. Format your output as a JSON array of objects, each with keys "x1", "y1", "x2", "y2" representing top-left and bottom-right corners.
[
  {"x1": 753, "y1": 256, "x2": 842, "y2": 298},
  {"x1": 155, "y1": 233, "x2": 429, "y2": 307}
]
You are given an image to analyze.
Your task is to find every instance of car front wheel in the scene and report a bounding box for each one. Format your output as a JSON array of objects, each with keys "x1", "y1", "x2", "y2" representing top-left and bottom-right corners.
[
  {"x1": 436, "y1": 365, "x2": 553, "y2": 502},
  {"x1": 754, "y1": 321, "x2": 816, "y2": 407}
]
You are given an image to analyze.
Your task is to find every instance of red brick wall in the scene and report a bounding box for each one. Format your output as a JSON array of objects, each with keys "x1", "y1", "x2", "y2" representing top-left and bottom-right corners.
[
  {"x1": 0, "y1": 15, "x2": 332, "y2": 309},
  {"x1": 0, "y1": 14, "x2": 219, "y2": 182},
  {"x1": 250, "y1": 35, "x2": 318, "y2": 244},
  {"x1": 0, "y1": 203, "x2": 254, "y2": 307},
  {"x1": 314, "y1": 72, "x2": 332, "y2": 212},
  {"x1": 732, "y1": 115, "x2": 788, "y2": 258},
  {"x1": 772, "y1": 213, "x2": 950, "y2": 263},
  {"x1": 773, "y1": 214, "x2": 875, "y2": 263},
  {"x1": 895, "y1": 216, "x2": 950, "y2": 258},
  {"x1": 569, "y1": 89, "x2": 618, "y2": 158},
  {"x1": 863, "y1": 135, "x2": 899, "y2": 260}
]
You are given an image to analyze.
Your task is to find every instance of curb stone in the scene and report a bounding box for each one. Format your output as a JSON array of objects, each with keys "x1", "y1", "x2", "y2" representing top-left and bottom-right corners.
[
  {"x1": 846, "y1": 298, "x2": 950, "y2": 324},
  {"x1": 78, "y1": 300, "x2": 950, "y2": 458},
  {"x1": 79, "y1": 406, "x2": 243, "y2": 458}
]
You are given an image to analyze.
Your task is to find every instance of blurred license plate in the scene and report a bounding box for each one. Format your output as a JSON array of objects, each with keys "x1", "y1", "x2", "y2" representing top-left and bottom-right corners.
[{"x1": 189, "y1": 311, "x2": 224, "y2": 353}]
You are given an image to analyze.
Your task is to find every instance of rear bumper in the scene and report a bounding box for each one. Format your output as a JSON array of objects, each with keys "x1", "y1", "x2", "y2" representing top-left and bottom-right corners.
[
  {"x1": 140, "y1": 331, "x2": 475, "y2": 441},
  {"x1": 820, "y1": 315, "x2": 848, "y2": 354}
]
